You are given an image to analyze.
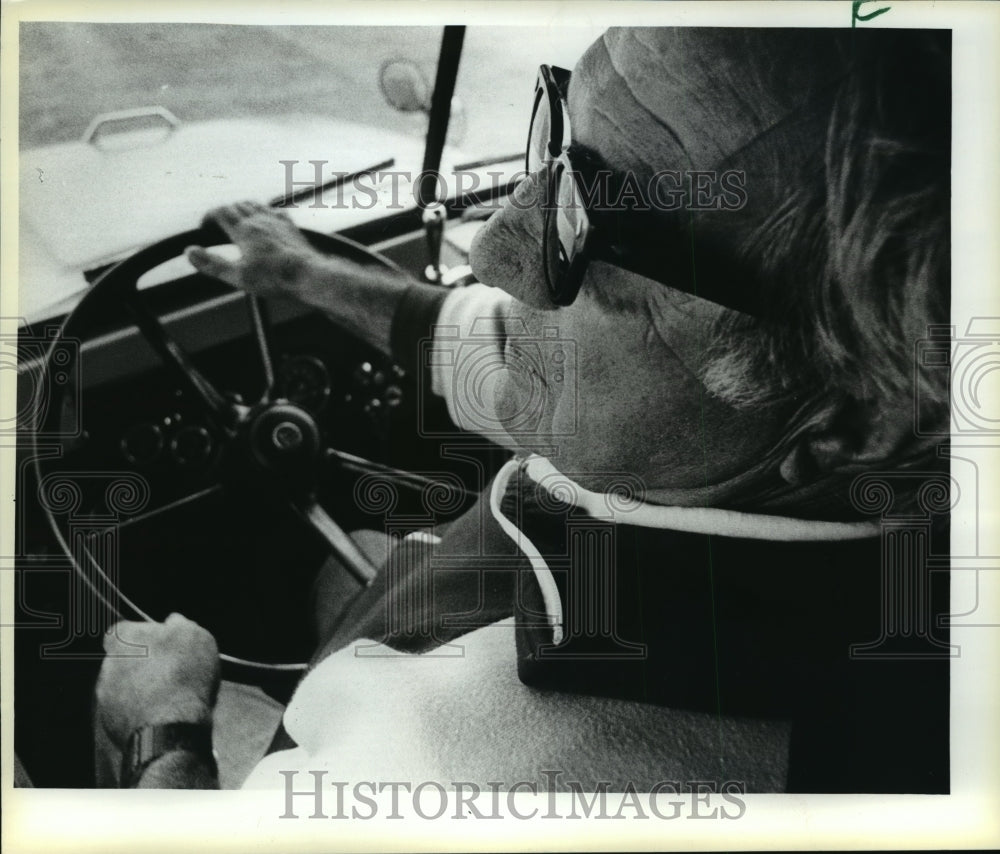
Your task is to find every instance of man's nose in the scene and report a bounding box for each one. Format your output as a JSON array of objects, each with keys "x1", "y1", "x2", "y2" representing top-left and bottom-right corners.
[{"x1": 468, "y1": 171, "x2": 557, "y2": 311}]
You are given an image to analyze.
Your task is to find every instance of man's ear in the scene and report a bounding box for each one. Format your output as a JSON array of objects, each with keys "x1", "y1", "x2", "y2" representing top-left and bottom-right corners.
[{"x1": 777, "y1": 397, "x2": 914, "y2": 485}]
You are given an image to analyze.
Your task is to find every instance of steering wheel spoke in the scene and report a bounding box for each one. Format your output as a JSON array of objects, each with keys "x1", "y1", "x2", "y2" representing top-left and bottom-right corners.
[
  {"x1": 292, "y1": 498, "x2": 379, "y2": 587},
  {"x1": 121, "y1": 290, "x2": 243, "y2": 431},
  {"x1": 246, "y1": 294, "x2": 276, "y2": 402}
]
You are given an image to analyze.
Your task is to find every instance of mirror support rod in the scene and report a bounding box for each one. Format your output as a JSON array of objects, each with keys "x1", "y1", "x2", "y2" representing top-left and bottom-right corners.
[{"x1": 417, "y1": 25, "x2": 465, "y2": 208}]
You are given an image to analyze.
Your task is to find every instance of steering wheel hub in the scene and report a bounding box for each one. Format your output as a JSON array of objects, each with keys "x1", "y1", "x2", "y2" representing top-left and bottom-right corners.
[
  {"x1": 246, "y1": 401, "x2": 321, "y2": 473},
  {"x1": 272, "y1": 420, "x2": 304, "y2": 451}
]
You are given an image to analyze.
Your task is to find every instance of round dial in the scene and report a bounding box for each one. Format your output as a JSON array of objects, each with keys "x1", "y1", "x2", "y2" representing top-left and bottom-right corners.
[
  {"x1": 169, "y1": 425, "x2": 213, "y2": 466},
  {"x1": 278, "y1": 355, "x2": 331, "y2": 413},
  {"x1": 121, "y1": 422, "x2": 164, "y2": 465}
]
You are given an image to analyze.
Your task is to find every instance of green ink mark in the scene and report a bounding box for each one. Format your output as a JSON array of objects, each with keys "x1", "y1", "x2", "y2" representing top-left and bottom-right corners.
[{"x1": 853, "y1": 0, "x2": 892, "y2": 27}]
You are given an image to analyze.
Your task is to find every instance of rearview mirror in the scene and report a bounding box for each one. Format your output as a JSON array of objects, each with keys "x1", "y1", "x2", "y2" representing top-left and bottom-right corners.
[{"x1": 379, "y1": 59, "x2": 431, "y2": 113}]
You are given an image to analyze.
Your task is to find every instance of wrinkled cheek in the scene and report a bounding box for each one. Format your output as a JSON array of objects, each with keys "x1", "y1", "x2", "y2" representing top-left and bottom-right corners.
[
  {"x1": 492, "y1": 364, "x2": 556, "y2": 442},
  {"x1": 547, "y1": 338, "x2": 579, "y2": 439},
  {"x1": 546, "y1": 330, "x2": 645, "y2": 478},
  {"x1": 491, "y1": 370, "x2": 524, "y2": 431}
]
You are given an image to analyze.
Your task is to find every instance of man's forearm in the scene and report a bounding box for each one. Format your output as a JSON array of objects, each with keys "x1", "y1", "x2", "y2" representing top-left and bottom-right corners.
[{"x1": 299, "y1": 259, "x2": 439, "y2": 357}]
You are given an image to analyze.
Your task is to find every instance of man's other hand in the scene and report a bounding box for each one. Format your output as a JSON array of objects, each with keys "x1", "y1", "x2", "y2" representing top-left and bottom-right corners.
[
  {"x1": 96, "y1": 613, "x2": 221, "y2": 748},
  {"x1": 185, "y1": 201, "x2": 323, "y2": 299}
]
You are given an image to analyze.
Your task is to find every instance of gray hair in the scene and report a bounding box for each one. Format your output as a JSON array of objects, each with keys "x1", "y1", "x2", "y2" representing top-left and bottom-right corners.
[{"x1": 699, "y1": 30, "x2": 950, "y2": 467}]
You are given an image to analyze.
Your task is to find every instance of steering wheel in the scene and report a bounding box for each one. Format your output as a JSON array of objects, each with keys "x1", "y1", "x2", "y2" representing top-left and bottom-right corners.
[{"x1": 32, "y1": 222, "x2": 457, "y2": 676}]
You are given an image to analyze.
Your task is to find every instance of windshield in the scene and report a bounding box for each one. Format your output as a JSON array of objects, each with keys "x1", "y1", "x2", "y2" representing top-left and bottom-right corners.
[
  {"x1": 20, "y1": 23, "x2": 601, "y2": 157},
  {"x1": 17, "y1": 23, "x2": 602, "y2": 322},
  {"x1": 452, "y1": 26, "x2": 603, "y2": 162},
  {"x1": 19, "y1": 25, "x2": 444, "y2": 149}
]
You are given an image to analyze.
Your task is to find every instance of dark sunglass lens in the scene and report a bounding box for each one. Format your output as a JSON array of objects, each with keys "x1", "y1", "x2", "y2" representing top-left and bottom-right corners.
[
  {"x1": 543, "y1": 203, "x2": 564, "y2": 302},
  {"x1": 543, "y1": 165, "x2": 576, "y2": 304},
  {"x1": 527, "y1": 92, "x2": 551, "y2": 174},
  {"x1": 543, "y1": 164, "x2": 589, "y2": 307},
  {"x1": 555, "y1": 174, "x2": 582, "y2": 257}
]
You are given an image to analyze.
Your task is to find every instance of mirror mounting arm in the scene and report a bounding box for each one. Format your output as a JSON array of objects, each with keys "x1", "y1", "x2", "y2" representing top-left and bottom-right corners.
[{"x1": 422, "y1": 203, "x2": 446, "y2": 283}]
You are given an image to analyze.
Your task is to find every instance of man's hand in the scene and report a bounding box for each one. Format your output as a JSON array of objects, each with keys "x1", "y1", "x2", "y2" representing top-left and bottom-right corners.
[
  {"x1": 96, "y1": 613, "x2": 221, "y2": 748},
  {"x1": 185, "y1": 201, "x2": 326, "y2": 300},
  {"x1": 183, "y1": 199, "x2": 428, "y2": 358}
]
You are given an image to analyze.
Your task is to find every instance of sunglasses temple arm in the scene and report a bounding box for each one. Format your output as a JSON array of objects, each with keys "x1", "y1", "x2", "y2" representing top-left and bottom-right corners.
[{"x1": 586, "y1": 233, "x2": 761, "y2": 317}]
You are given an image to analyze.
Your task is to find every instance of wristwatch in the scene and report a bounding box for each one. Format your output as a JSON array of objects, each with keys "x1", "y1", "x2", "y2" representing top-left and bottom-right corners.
[{"x1": 120, "y1": 722, "x2": 217, "y2": 788}]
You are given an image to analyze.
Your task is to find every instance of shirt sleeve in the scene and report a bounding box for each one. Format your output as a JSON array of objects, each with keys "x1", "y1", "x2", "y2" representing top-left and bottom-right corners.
[{"x1": 390, "y1": 283, "x2": 515, "y2": 443}]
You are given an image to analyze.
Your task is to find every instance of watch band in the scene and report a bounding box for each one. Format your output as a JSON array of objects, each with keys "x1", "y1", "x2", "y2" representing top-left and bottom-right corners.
[{"x1": 120, "y1": 721, "x2": 216, "y2": 788}]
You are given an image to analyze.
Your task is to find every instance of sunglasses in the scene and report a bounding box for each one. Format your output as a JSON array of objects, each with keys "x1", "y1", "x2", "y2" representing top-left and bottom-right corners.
[{"x1": 526, "y1": 65, "x2": 759, "y2": 315}]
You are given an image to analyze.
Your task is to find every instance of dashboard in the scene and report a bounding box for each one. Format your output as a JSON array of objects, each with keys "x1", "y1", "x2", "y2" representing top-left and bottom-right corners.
[
  {"x1": 18, "y1": 218, "x2": 501, "y2": 524},
  {"x1": 75, "y1": 303, "x2": 430, "y2": 513}
]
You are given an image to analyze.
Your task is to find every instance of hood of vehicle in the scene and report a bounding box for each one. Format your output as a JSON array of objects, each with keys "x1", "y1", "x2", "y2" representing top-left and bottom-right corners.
[{"x1": 18, "y1": 115, "x2": 429, "y2": 322}]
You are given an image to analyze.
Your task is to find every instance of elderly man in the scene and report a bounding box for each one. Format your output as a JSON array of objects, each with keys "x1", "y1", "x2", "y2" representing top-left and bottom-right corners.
[{"x1": 96, "y1": 27, "x2": 951, "y2": 793}]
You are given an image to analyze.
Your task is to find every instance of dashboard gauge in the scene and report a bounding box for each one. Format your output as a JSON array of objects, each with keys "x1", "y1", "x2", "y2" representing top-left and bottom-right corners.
[
  {"x1": 384, "y1": 384, "x2": 404, "y2": 408},
  {"x1": 278, "y1": 355, "x2": 331, "y2": 412},
  {"x1": 121, "y1": 421, "x2": 164, "y2": 465},
  {"x1": 169, "y1": 425, "x2": 213, "y2": 466}
]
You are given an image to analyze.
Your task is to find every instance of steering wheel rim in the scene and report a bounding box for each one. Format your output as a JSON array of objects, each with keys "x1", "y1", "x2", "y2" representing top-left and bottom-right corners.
[{"x1": 32, "y1": 222, "x2": 416, "y2": 674}]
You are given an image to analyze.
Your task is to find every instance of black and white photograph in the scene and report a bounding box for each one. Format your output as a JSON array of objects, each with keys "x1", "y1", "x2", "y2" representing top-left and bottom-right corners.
[{"x1": 2, "y1": 1, "x2": 998, "y2": 852}]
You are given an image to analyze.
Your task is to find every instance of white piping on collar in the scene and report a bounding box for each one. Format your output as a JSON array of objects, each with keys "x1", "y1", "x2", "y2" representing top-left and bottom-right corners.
[
  {"x1": 489, "y1": 458, "x2": 564, "y2": 645},
  {"x1": 521, "y1": 455, "x2": 881, "y2": 542}
]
